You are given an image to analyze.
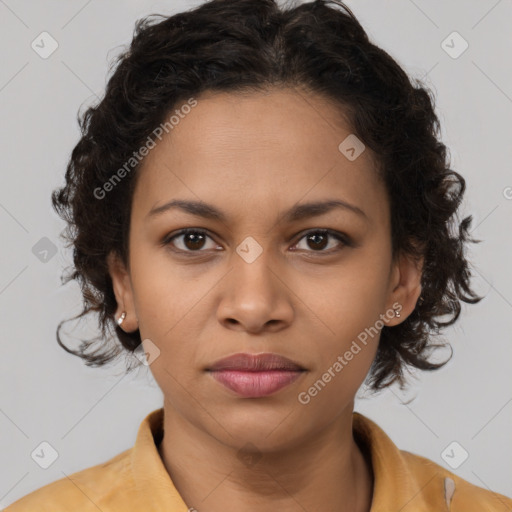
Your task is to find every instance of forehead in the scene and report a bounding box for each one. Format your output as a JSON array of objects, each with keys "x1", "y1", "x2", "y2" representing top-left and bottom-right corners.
[{"x1": 132, "y1": 88, "x2": 388, "y2": 226}]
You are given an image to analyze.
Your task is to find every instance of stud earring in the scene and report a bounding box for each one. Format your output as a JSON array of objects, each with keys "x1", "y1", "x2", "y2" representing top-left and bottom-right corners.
[
  {"x1": 394, "y1": 308, "x2": 401, "y2": 318},
  {"x1": 117, "y1": 311, "x2": 127, "y2": 326}
]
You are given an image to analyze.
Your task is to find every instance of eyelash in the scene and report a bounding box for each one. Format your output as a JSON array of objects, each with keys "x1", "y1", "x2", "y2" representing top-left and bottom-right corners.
[{"x1": 161, "y1": 228, "x2": 352, "y2": 256}]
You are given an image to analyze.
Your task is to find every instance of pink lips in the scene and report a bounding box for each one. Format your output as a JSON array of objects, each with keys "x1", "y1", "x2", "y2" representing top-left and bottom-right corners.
[{"x1": 207, "y1": 353, "x2": 306, "y2": 398}]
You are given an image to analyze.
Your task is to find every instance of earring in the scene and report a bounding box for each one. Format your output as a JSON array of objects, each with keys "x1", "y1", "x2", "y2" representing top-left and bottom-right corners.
[
  {"x1": 394, "y1": 308, "x2": 401, "y2": 318},
  {"x1": 117, "y1": 311, "x2": 127, "y2": 326}
]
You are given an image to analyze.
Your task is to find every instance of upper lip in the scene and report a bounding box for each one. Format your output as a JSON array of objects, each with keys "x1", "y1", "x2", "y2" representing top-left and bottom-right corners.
[{"x1": 207, "y1": 353, "x2": 306, "y2": 372}]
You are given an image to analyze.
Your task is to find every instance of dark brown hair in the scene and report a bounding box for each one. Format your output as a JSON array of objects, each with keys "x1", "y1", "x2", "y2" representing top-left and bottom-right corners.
[{"x1": 52, "y1": 0, "x2": 483, "y2": 391}]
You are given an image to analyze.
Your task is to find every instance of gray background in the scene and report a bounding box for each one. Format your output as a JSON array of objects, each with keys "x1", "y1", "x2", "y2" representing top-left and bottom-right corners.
[{"x1": 1, "y1": 0, "x2": 511, "y2": 506}]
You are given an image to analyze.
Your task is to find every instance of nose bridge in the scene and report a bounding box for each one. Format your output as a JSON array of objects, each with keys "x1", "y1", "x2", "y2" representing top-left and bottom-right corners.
[
  {"x1": 231, "y1": 234, "x2": 279, "y2": 299},
  {"x1": 217, "y1": 234, "x2": 294, "y2": 331}
]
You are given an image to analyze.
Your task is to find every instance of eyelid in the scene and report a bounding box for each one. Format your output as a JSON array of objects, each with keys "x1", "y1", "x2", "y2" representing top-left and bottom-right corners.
[
  {"x1": 162, "y1": 227, "x2": 352, "y2": 254},
  {"x1": 292, "y1": 228, "x2": 351, "y2": 248},
  {"x1": 161, "y1": 228, "x2": 219, "y2": 251}
]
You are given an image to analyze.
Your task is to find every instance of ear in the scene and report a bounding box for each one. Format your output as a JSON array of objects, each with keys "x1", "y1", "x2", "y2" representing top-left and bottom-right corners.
[
  {"x1": 385, "y1": 248, "x2": 424, "y2": 327},
  {"x1": 107, "y1": 251, "x2": 139, "y2": 332}
]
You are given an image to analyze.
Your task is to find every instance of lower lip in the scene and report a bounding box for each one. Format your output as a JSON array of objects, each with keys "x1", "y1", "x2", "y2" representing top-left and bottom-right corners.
[{"x1": 209, "y1": 370, "x2": 305, "y2": 398}]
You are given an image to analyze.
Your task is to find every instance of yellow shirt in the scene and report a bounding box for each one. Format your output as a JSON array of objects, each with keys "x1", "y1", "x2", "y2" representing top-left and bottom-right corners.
[{"x1": 5, "y1": 408, "x2": 512, "y2": 511}]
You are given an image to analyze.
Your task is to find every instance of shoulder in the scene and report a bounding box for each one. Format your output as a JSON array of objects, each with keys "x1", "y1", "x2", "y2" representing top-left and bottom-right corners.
[
  {"x1": 353, "y1": 412, "x2": 512, "y2": 511},
  {"x1": 4, "y1": 448, "x2": 135, "y2": 512},
  {"x1": 401, "y1": 449, "x2": 512, "y2": 511}
]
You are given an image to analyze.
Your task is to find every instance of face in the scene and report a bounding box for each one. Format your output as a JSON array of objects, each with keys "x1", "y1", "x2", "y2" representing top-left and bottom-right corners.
[{"x1": 108, "y1": 88, "x2": 422, "y2": 451}]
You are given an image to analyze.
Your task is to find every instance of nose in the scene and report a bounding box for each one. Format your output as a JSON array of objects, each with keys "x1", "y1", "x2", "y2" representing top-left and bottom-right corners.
[{"x1": 216, "y1": 250, "x2": 295, "y2": 334}]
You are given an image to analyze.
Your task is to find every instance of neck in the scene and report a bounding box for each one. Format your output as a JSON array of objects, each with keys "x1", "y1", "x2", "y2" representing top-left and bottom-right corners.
[{"x1": 157, "y1": 403, "x2": 374, "y2": 512}]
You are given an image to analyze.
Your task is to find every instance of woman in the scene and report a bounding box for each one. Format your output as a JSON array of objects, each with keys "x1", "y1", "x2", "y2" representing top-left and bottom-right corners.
[{"x1": 6, "y1": 0, "x2": 512, "y2": 510}]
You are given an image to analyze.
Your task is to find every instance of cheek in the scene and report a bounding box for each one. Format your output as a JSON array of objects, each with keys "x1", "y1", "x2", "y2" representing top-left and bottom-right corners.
[
  {"x1": 307, "y1": 265, "x2": 390, "y2": 343},
  {"x1": 316, "y1": 318, "x2": 381, "y2": 386},
  {"x1": 302, "y1": 254, "x2": 390, "y2": 379},
  {"x1": 129, "y1": 247, "x2": 218, "y2": 369},
  {"x1": 298, "y1": 324, "x2": 380, "y2": 413},
  {"x1": 130, "y1": 243, "x2": 191, "y2": 331},
  {"x1": 293, "y1": 333, "x2": 378, "y2": 428}
]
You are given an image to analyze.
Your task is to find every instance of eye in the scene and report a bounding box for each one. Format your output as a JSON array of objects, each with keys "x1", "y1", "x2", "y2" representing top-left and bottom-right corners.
[
  {"x1": 162, "y1": 228, "x2": 351, "y2": 255},
  {"x1": 291, "y1": 229, "x2": 350, "y2": 254},
  {"x1": 163, "y1": 228, "x2": 220, "y2": 253}
]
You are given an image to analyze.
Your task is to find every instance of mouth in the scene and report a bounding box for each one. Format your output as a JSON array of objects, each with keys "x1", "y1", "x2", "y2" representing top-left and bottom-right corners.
[{"x1": 206, "y1": 353, "x2": 307, "y2": 398}]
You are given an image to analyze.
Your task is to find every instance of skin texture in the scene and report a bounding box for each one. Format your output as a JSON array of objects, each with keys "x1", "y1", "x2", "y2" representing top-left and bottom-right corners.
[{"x1": 108, "y1": 88, "x2": 423, "y2": 512}]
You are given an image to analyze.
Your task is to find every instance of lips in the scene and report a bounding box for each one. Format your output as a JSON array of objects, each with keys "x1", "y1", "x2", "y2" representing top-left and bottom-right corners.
[
  {"x1": 207, "y1": 352, "x2": 305, "y2": 372},
  {"x1": 207, "y1": 353, "x2": 306, "y2": 398}
]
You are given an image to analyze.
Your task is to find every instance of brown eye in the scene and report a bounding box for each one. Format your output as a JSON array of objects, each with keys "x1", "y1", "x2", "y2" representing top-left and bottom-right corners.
[
  {"x1": 182, "y1": 232, "x2": 206, "y2": 250},
  {"x1": 164, "y1": 229, "x2": 219, "y2": 252},
  {"x1": 163, "y1": 227, "x2": 351, "y2": 256},
  {"x1": 305, "y1": 232, "x2": 329, "y2": 250},
  {"x1": 293, "y1": 229, "x2": 349, "y2": 253}
]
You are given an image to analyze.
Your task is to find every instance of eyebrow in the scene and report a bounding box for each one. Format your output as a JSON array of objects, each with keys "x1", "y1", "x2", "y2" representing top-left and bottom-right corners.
[{"x1": 146, "y1": 198, "x2": 368, "y2": 224}]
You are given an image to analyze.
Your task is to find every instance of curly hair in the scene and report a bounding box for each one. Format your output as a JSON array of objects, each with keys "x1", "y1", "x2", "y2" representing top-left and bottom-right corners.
[{"x1": 52, "y1": 0, "x2": 483, "y2": 391}]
